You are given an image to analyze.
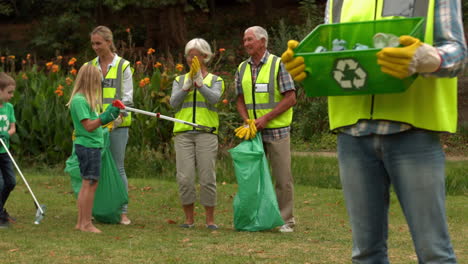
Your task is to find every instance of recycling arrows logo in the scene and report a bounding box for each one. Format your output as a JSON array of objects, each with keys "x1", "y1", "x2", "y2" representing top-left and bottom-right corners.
[{"x1": 332, "y1": 58, "x2": 367, "y2": 90}]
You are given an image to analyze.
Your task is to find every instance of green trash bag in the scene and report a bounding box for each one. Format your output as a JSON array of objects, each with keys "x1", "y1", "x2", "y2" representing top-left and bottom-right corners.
[
  {"x1": 229, "y1": 133, "x2": 284, "y2": 231},
  {"x1": 64, "y1": 128, "x2": 128, "y2": 224}
]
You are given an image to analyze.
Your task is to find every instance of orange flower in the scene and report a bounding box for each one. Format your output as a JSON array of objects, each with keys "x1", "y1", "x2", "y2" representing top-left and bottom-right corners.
[
  {"x1": 57, "y1": 84, "x2": 64, "y2": 90},
  {"x1": 51, "y1": 64, "x2": 59, "y2": 73},
  {"x1": 22, "y1": 60, "x2": 26, "y2": 64},
  {"x1": 26, "y1": 53, "x2": 31, "y2": 60},
  {"x1": 21, "y1": 73, "x2": 28, "y2": 80},
  {"x1": 46, "y1": 61, "x2": 53, "y2": 69},
  {"x1": 222, "y1": 99, "x2": 228, "y2": 104},
  {"x1": 8, "y1": 55, "x2": 15, "y2": 60},
  {"x1": 65, "y1": 77, "x2": 73, "y2": 86},
  {"x1": 126, "y1": 28, "x2": 131, "y2": 33},
  {"x1": 135, "y1": 61, "x2": 142, "y2": 66},
  {"x1": 147, "y1": 48, "x2": 155, "y2": 55},
  {"x1": 144, "y1": 77, "x2": 151, "y2": 85},
  {"x1": 154, "y1": 62, "x2": 162, "y2": 68},
  {"x1": 176, "y1": 64, "x2": 184, "y2": 72},
  {"x1": 1, "y1": 57, "x2": 5, "y2": 63},
  {"x1": 68, "y1": 57, "x2": 77, "y2": 66},
  {"x1": 54, "y1": 89, "x2": 64, "y2": 97},
  {"x1": 219, "y1": 48, "x2": 226, "y2": 53},
  {"x1": 139, "y1": 79, "x2": 146, "y2": 88},
  {"x1": 70, "y1": 68, "x2": 77, "y2": 76},
  {"x1": 57, "y1": 55, "x2": 63, "y2": 60}
]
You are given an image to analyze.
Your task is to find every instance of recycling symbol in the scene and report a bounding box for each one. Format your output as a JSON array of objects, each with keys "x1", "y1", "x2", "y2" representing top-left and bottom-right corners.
[{"x1": 332, "y1": 58, "x2": 367, "y2": 90}]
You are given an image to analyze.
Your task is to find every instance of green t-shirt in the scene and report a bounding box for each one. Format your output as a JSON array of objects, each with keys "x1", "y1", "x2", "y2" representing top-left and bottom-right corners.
[
  {"x1": 70, "y1": 93, "x2": 103, "y2": 148},
  {"x1": 0, "y1": 102, "x2": 16, "y2": 153}
]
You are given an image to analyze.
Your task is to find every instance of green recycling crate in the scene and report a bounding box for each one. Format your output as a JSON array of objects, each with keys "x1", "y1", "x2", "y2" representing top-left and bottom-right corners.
[{"x1": 294, "y1": 17, "x2": 425, "y2": 97}]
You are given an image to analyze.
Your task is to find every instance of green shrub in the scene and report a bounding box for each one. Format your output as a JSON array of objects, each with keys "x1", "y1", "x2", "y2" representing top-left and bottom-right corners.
[
  {"x1": 129, "y1": 68, "x2": 175, "y2": 153},
  {"x1": 11, "y1": 66, "x2": 74, "y2": 164},
  {"x1": 126, "y1": 149, "x2": 466, "y2": 196},
  {"x1": 125, "y1": 145, "x2": 175, "y2": 180},
  {"x1": 446, "y1": 161, "x2": 468, "y2": 196}
]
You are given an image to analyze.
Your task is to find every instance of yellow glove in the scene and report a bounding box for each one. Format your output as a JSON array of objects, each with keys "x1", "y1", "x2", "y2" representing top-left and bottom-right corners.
[
  {"x1": 191, "y1": 56, "x2": 203, "y2": 87},
  {"x1": 188, "y1": 56, "x2": 199, "y2": 78},
  {"x1": 234, "y1": 125, "x2": 249, "y2": 139},
  {"x1": 181, "y1": 56, "x2": 200, "y2": 92},
  {"x1": 102, "y1": 120, "x2": 114, "y2": 132},
  {"x1": 234, "y1": 119, "x2": 256, "y2": 140},
  {"x1": 247, "y1": 119, "x2": 257, "y2": 139},
  {"x1": 281, "y1": 40, "x2": 307, "y2": 82},
  {"x1": 377, "y1": 35, "x2": 441, "y2": 79}
]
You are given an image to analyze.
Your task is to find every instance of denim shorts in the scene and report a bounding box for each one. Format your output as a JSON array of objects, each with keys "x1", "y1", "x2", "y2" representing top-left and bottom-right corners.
[{"x1": 75, "y1": 144, "x2": 101, "y2": 182}]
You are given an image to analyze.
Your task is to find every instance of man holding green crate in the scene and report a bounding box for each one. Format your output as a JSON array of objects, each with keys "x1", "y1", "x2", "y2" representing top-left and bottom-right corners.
[{"x1": 282, "y1": 0, "x2": 466, "y2": 263}]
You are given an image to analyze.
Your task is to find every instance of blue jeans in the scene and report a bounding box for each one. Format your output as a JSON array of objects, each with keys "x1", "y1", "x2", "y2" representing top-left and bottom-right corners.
[
  {"x1": 110, "y1": 127, "x2": 129, "y2": 214},
  {"x1": 337, "y1": 130, "x2": 457, "y2": 264},
  {"x1": 75, "y1": 144, "x2": 101, "y2": 182},
  {"x1": 0, "y1": 153, "x2": 16, "y2": 213}
]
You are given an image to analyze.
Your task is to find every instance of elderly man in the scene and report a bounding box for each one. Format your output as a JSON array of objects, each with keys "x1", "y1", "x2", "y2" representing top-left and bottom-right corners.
[{"x1": 235, "y1": 26, "x2": 297, "y2": 233}]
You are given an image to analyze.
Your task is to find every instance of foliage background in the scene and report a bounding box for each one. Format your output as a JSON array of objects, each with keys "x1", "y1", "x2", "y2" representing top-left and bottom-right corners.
[{"x1": 0, "y1": 0, "x2": 467, "y2": 167}]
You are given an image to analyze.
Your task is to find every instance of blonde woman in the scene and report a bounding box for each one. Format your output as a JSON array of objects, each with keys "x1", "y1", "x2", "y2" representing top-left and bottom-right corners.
[
  {"x1": 88, "y1": 26, "x2": 133, "y2": 225},
  {"x1": 67, "y1": 64, "x2": 120, "y2": 233}
]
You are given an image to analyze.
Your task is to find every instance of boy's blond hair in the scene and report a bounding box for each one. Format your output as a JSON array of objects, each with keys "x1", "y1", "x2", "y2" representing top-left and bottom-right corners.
[
  {"x1": 66, "y1": 64, "x2": 102, "y2": 111},
  {"x1": 0, "y1": 72, "x2": 16, "y2": 90}
]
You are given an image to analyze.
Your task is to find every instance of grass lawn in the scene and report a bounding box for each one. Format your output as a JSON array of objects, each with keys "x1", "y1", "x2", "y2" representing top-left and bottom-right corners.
[{"x1": 1, "y1": 170, "x2": 467, "y2": 264}]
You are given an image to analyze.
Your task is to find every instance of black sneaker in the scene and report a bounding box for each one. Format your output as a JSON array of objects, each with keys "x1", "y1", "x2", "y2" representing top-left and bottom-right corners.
[
  {"x1": 1, "y1": 209, "x2": 15, "y2": 223},
  {"x1": 0, "y1": 217, "x2": 9, "y2": 228}
]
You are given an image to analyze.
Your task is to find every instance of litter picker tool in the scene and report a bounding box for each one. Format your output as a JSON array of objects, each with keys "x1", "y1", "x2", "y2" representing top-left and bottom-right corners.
[
  {"x1": 0, "y1": 138, "x2": 46, "y2": 224},
  {"x1": 112, "y1": 100, "x2": 216, "y2": 133}
]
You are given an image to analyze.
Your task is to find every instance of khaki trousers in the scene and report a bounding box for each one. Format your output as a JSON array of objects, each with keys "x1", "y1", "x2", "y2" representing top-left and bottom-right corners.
[
  {"x1": 263, "y1": 135, "x2": 295, "y2": 225},
  {"x1": 174, "y1": 133, "x2": 218, "y2": 207}
]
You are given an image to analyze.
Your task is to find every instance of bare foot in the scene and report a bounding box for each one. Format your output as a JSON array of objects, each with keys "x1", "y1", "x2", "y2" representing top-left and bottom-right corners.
[
  {"x1": 79, "y1": 223, "x2": 102, "y2": 233},
  {"x1": 120, "y1": 214, "x2": 131, "y2": 225}
]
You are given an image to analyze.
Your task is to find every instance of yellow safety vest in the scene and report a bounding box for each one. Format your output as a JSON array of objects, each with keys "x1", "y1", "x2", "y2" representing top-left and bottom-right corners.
[
  {"x1": 88, "y1": 57, "x2": 133, "y2": 127},
  {"x1": 173, "y1": 73, "x2": 224, "y2": 134},
  {"x1": 238, "y1": 54, "x2": 293, "y2": 128},
  {"x1": 327, "y1": 0, "x2": 457, "y2": 133}
]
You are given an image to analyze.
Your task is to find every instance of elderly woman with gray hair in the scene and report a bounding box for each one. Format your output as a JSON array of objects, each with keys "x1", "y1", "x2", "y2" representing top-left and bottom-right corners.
[{"x1": 170, "y1": 38, "x2": 225, "y2": 230}]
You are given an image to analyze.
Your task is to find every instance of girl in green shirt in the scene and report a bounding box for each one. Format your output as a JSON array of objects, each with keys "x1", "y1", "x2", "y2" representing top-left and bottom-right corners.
[{"x1": 67, "y1": 64, "x2": 120, "y2": 233}]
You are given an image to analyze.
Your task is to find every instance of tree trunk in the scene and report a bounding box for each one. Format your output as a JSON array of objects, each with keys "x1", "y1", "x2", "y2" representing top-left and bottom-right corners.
[
  {"x1": 156, "y1": 4, "x2": 187, "y2": 56},
  {"x1": 250, "y1": 0, "x2": 272, "y2": 25},
  {"x1": 142, "y1": 8, "x2": 158, "y2": 49},
  {"x1": 208, "y1": 0, "x2": 216, "y2": 19}
]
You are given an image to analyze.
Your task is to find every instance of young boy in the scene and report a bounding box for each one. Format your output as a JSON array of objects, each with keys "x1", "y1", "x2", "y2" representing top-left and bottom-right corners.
[{"x1": 0, "y1": 72, "x2": 17, "y2": 228}]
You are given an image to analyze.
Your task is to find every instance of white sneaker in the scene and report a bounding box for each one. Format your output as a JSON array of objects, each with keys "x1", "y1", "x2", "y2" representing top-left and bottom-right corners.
[{"x1": 279, "y1": 224, "x2": 294, "y2": 233}]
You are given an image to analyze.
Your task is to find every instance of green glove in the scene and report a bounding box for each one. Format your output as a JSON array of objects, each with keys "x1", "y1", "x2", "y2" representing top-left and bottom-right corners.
[
  {"x1": 377, "y1": 35, "x2": 441, "y2": 79},
  {"x1": 99, "y1": 105, "x2": 120, "y2": 125},
  {"x1": 0, "y1": 131, "x2": 9, "y2": 144},
  {"x1": 281, "y1": 40, "x2": 307, "y2": 82}
]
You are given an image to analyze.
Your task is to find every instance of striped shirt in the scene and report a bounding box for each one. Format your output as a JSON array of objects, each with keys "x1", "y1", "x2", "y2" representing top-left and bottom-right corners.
[
  {"x1": 235, "y1": 50, "x2": 295, "y2": 140},
  {"x1": 324, "y1": 0, "x2": 467, "y2": 136}
]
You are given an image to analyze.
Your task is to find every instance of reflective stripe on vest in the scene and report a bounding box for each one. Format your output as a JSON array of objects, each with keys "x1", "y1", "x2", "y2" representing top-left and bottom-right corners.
[
  {"x1": 89, "y1": 57, "x2": 132, "y2": 127},
  {"x1": 239, "y1": 54, "x2": 293, "y2": 128},
  {"x1": 327, "y1": 0, "x2": 457, "y2": 133},
  {"x1": 173, "y1": 73, "x2": 222, "y2": 134}
]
